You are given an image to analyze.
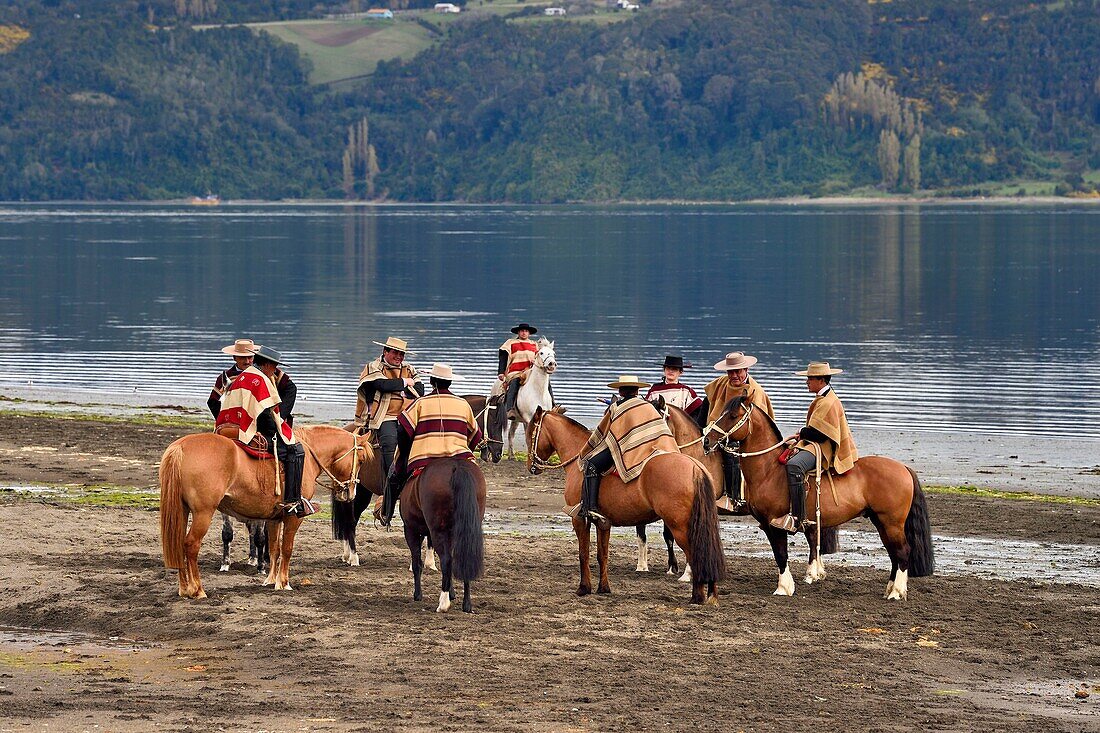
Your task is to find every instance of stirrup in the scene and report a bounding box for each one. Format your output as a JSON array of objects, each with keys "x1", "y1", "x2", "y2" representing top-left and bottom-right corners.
[
  {"x1": 769, "y1": 514, "x2": 799, "y2": 535},
  {"x1": 563, "y1": 503, "x2": 582, "y2": 519}
]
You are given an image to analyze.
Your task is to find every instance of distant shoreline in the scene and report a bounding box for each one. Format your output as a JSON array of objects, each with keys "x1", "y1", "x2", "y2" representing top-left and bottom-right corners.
[{"x1": 3, "y1": 195, "x2": 1100, "y2": 207}]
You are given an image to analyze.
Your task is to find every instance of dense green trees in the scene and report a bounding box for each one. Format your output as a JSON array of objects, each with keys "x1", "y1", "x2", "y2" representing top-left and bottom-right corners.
[{"x1": 0, "y1": 0, "x2": 1096, "y2": 201}]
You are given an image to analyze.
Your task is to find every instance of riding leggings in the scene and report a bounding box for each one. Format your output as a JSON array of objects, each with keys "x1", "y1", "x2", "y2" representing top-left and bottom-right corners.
[{"x1": 784, "y1": 448, "x2": 818, "y2": 520}]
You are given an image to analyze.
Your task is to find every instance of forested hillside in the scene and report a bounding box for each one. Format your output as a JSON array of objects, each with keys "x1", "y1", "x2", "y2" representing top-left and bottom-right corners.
[{"x1": 1, "y1": 0, "x2": 1097, "y2": 201}]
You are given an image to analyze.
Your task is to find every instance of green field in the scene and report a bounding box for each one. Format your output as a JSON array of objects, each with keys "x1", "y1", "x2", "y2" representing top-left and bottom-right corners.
[{"x1": 249, "y1": 18, "x2": 435, "y2": 85}]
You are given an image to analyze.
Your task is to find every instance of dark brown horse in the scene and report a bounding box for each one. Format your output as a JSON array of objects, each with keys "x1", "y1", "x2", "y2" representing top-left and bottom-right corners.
[
  {"x1": 400, "y1": 458, "x2": 487, "y2": 613},
  {"x1": 526, "y1": 407, "x2": 726, "y2": 605},
  {"x1": 705, "y1": 397, "x2": 933, "y2": 599},
  {"x1": 662, "y1": 405, "x2": 839, "y2": 583}
]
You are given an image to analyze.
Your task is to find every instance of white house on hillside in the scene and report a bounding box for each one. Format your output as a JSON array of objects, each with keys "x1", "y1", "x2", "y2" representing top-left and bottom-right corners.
[
  {"x1": 434, "y1": 3, "x2": 461, "y2": 12},
  {"x1": 544, "y1": 7, "x2": 566, "y2": 15}
]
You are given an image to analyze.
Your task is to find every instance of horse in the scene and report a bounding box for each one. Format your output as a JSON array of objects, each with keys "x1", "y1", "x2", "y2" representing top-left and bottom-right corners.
[
  {"x1": 526, "y1": 407, "x2": 726, "y2": 604},
  {"x1": 704, "y1": 396, "x2": 934, "y2": 599},
  {"x1": 494, "y1": 338, "x2": 557, "y2": 462},
  {"x1": 462, "y1": 394, "x2": 503, "y2": 463},
  {"x1": 218, "y1": 513, "x2": 268, "y2": 574},
  {"x1": 159, "y1": 424, "x2": 374, "y2": 598},
  {"x1": 656, "y1": 405, "x2": 840, "y2": 583},
  {"x1": 400, "y1": 458, "x2": 487, "y2": 613}
]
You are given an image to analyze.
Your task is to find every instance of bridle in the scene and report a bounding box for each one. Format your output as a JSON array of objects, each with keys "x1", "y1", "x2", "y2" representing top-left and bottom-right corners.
[
  {"x1": 702, "y1": 402, "x2": 755, "y2": 455},
  {"x1": 528, "y1": 411, "x2": 580, "y2": 471}
]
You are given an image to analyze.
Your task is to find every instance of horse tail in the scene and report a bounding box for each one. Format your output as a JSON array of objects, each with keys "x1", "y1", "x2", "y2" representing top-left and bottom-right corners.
[
  {"x1": 687, "y1": 464, "x2": 727, "y2": 584},
  {"x1": 159, "y1": 443, "x2": 188, "y2": 569},
  {"x1": 820, "y1": 525, "x2": 840, "y2": 555},
  {"x1": 331, "y1": 498, "x2": 354, "y2": 542},
  {"x1": 904, "y1": 467, "x2": 935, "y2": 577},
  {"x1": 450, "y1": 461, "x2": 485, "y2": 582}
]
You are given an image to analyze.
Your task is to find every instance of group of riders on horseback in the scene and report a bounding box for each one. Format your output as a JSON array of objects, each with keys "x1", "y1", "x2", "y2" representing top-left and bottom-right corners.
[{"x1": 208, "y1": 323, "x2": 857, "y2": 540}]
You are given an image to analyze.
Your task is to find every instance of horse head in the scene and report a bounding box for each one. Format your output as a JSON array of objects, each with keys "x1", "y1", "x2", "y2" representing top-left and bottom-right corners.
[
  {"x1": 534, "y1": 338, "x2": 557, "y2": 374},
  {"x1": 702, "y1": 396, "x2": 750, "y2": 454},
  {"x1": 526, "y1": 405, "x2": 556, "y2": 475}
]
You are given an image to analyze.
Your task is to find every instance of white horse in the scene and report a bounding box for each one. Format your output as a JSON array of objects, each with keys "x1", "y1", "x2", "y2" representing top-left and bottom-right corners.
[{"x1": 501, "y1": 338, "x2": 557, "y2": 460}]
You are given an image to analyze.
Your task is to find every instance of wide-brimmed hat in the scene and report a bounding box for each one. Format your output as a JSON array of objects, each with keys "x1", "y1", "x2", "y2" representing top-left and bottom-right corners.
[
  {"x1": 607, "y1": 375, "x2": 651, "y2": 389},
  {"x1": 372, "y1": 336, "x2": 414, "y2": 355},
  {"x1": 511, "y1": 322, "x2": 538, "y2": 335},
  {"x1": 221, "y1": 339, "x2": 257, "y2": 357},
  {"x1": 662, "y1": 355, "x2": 691, "y2": 370},
  {"x1": 795, "y1": 361, "x2": 843, "y2": 377},
  {"x1": 713, "y1": 352, "x2": 758, "y2": 371},
  {"x1": 250, "y1": 345, "x2": 284, "y2": 365},
  {"x1": 426, "y1": 363, "x2": 462, "y2": 381}
]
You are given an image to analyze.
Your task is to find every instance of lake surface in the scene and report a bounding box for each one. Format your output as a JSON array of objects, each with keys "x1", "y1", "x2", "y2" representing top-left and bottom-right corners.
[{"x1": 0, "y1": 202, "x2": 1098, "y2": 439}]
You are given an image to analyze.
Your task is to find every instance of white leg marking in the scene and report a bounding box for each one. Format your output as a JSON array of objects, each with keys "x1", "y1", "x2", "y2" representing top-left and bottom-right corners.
[
  {"x1": 427, "y1": 550, "x2": 439, "y2": 573},
  {"x1": 219, "y1": 561, "x2": 230, "y2": 573},
  {"x1": 349, "y1": 552, "x2": 360, "y2": 567},
  {"x1": 437, "y1": 590, "x2": 451, "y2": 613},
  {"x1": 773, "y1": 566, "x2": 796, "y2": 596},
  {"x1": 341, "y1": 540, "x2": 351, "y2": 564},
  {"x1": 883, "y1": 579, "x2": 895, "y2": 599},
  {"x1": 678, "y1": 565, "x2": 692, "y2": 583},
  {"x1": 246, "y1": 557, "x2": 258, "y2": 568},
  {"x1": 804, "y1": 558, "x2": 827, "y2": 584},
  {"x1": 887, "y1": 569, "x2": 908, "y2": 601},
  {"x1": 635, "y1": 535, "x2": 649, "y2": 573}
]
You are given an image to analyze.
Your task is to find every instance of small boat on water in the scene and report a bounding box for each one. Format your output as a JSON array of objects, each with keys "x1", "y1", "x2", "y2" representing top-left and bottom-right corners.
[{"x1": 189, "y1": 194, "x2": 221, "y2": 206}]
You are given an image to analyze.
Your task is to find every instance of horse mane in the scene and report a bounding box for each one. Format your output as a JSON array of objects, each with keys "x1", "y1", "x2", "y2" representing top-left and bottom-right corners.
[
  {"x1": 666, "y1": 405, "x2": 701, "y2": 437},
  {"x1": 541, "y1": 407, "x2": 586, "y2": 433},
  {"x1": 757, "y1": 408, "x2": 784, "y2": 444}
]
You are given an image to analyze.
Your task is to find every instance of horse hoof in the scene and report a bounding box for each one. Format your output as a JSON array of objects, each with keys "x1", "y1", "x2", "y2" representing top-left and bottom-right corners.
[
  {"x1": 349, "y1": 554, "x2": 360, "y2": 567},
  {"x1": 195, "y1": 590, "x2": 208, "y2": 600},
  {"x1": 596, "y1": 586, "x2": 611, "y2": 595},
  {"x1": 462, "y1": 603, "x2": 473, "y2": 614},
  {"x1": 247, "y1": 558, "x2": 258, "y2": 567},
  {"x1": 437, "y1": 591, "x2": 451, "y2": 612},
  {"x1": 219, "y1": 564, "x2": 229, "y2": 573},
  {"x1": 414, "y1": 591, "x2": 422, "y2": 602},
  {"x1": 577, "y1": 585, "x2": 591, "y2": 597},
  {"x1": 704, "y1": 595, "x2": 719, "y2": 607}
]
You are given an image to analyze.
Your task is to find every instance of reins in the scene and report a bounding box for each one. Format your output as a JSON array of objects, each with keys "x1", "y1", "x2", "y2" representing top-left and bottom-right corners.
[
  {"x1": 305, "y1": 433, "x2": 367, "y2": 498},
  {"x1": 528, "y1": 412, "x2": 582, "y2": 471},
  {"x1": 701, "y1": 402, "x2": 787, "y2": 457}
]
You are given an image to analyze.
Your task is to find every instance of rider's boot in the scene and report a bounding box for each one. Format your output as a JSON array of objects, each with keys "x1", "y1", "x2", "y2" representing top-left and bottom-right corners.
[
  {"x1": 770, "y1": 467, "x2": 809, "y2": 535},
  {"x1": 715, "y1": 444, "x2": 747, "y2": 513},
  {"x1": 377, "y1": 470, "x2": 403, "y2": 527},
  {"x1": 565, "y1": 461, "x2": 608, "y2": 523},
  {"x1": 503, "y1": 378, "x2": 521, "y2": 418},
  {"x1": 279, "y1": 446, "x2": 317, "y2": 517}
]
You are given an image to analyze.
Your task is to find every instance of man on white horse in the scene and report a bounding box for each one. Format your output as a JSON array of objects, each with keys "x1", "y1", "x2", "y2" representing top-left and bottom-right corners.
[{"x1": 497, "y1": 322, "x2": 539, "y2": 427}]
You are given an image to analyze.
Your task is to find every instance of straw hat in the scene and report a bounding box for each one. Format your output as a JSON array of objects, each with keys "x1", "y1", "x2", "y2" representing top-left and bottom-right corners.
[
  {"x1": 372, "y1": 336, "x2": 414, "y2": 354},
  {"x1": 713, "y1": 352, "x2": 758, "y2": 371},
  {"x1": 511, "y1": 322, "x2": 538, "y2": 335},
  {"x1": 426, "y1": 363, "x2": 462, "y2": 381},
  {"x1": 795, "y1": 361, "x2": 843, "y2": 377},
  {"x1": 221, "y1": 339, "x2": 257, "y2": 357},
  {"x1": 607, "y1": 375, "x2": 651, "y2": 389},
  {"x1": 250, "y1": 345, "x2": 285, "y2": 365}
]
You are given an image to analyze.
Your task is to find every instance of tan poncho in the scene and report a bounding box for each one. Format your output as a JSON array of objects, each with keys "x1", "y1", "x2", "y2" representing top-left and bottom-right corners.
[
  {"x1": 584, "y1": 397, "x2": 679, "y2": 483},
  {"x1": 704, "y1": 375, "x2": 774, "y2": 424},
  {"x1": 355, "y1": 358, "x2": 420, "y2": 430},
  {"x1": 796, "y1": 388, "x2": 858, "y2": 474}
]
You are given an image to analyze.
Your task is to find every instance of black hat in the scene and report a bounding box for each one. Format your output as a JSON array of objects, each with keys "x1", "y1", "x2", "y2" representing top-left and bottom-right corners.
[
  {"x1": 662, "y1": 355, "x2": 691, "y2": 370},
  {"x1": 511, "y1": 322, "x2": 538, "y2": 335},
  {"x1": 250, "y1": 345, "x2": 284, "y2": 365}
]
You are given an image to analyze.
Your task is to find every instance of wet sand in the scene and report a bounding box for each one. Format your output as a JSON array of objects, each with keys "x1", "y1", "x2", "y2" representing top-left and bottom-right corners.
[{"x1": 1, "y1": 412, "x2": 1099, "y2": 731}]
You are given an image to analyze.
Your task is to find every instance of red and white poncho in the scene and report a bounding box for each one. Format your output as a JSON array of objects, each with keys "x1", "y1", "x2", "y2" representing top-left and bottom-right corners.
[{"x1": 216, "y1": 366, "x2": 297, "y2": 446}]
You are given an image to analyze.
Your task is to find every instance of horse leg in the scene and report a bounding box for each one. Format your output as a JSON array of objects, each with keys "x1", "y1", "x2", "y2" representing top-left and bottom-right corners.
[
  {"x1": 405, "y1": 526, "x2": 423, "y2": 602},
  {"x1": 867, "y1": 511, "x2": 910, "y2": 600},
  {"x1": 275, "y1": 516, "x2": 303, "y2": 591},
  {"x1": 263, "y1": 520, "x2": 281, "y2": 587},
  {"x1": 507, "y1": 420, "x2": 518, "y2": 461},
  {"x1": 247, "y1": 520, "x2": 260, "y2": 567},
  {"x1": 663, "y1": 523, "x2": 679, "y2": 576},
  {"x1": 462, "y1": 580, "x2": 472, "y2": 613},
  {"x1": 635, "y1": 524, "x2": 649, "y2": 572},
  {"x1": 436, "y1": 536, "x2": 453, "y2": 613},
  {"x1": 803, "y1": 525, "x2": 827, "y2": 585},
  {"x1": 219, "y1": 513, "x2": 232, "y2": 572},
  {"x1": 762, "y1": 522, "x2": 795, "y2": 596},
  {"x1": 252, "y1": 522, "x2": 270, "y2": 574},
  {"x1": 426, "y1": 535, "x2": 438, "y2": 572},
  {"x1": 574, "y1": 517, "x2": 592, "y2": 596},
  {"x1": 182, "y1": 508, "x2": 215, "y2": 599},
  {"x1": 596, "y1": 522, "x2": 612, "y2": 594}
]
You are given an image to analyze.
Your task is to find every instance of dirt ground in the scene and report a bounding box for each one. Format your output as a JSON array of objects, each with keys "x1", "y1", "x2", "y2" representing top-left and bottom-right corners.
[{"x1": 1, "y1": 414, "x2": 1099, "y2": 732}]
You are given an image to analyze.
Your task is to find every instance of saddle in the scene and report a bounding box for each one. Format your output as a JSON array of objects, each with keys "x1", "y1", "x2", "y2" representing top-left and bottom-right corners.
[{"x1": 215, "y1": 424, "x2": 274, "y2": 459}]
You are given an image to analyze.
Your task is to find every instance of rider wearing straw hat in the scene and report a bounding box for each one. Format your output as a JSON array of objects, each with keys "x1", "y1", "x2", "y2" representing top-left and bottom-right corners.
[
  {"x1": 566, "y1": 375, "x2": 679, "y2": 522},
  {"x1": 772, "y1": 361, "x2": 858, "y2": 534},
  {"x1": 702, "y1": 352, "x2": 775, "y2": 512},
  {"x1": 355, "y1": 337, "x2": 424, "y2": 481},
  {"x1": 208, "y1": 339, "x2": 296, "y2": 423},
  {"x1": 645, "y1": 355, "x2": 703, "y2": 417},
  {"x1": 382, "y1": 364, "x2": 485, "y2": 526}
]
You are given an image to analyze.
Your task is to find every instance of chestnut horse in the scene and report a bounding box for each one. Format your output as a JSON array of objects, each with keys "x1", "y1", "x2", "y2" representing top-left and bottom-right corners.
[
  {"x1": 661, "y1": 405, "x2": 840, "y2": 581},
  {"x1": 705, "y1": 397, "x2": 933, "y2": 599},
  {"x1": 400, "y1": 458, "x2": 487, "y2": 613},
  {"x1": 159, "y1": 425, "x2": 374, "y2": 598},
  {"x1": 526, "y1": 407, "x2": 726, "y2": 605}
]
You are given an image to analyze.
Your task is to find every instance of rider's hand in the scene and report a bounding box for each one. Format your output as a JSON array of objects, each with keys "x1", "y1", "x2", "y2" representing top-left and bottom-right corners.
[
  {"x1": 404, "y1": 378, "x2": 416, "y2": 388},
  {"x1": 497, "y1": 374, "x2": 505, "y2": 381}
]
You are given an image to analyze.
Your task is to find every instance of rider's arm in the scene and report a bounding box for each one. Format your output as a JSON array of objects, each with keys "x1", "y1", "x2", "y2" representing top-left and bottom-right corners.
[
  {"x1": 497, "y1": 349, "x2": 508, "y2": 377},
  {"x1": 370, "y1": 376, "x2": 406, "y2": 393},
  {"x1": 799, "y1": 425, "x2": 829, "y2": 443},
  {"x1": 207, "y1": 394, "x2": 220, "y2": 419},
  {"x1": 280, "y1": 378, "x2": 297, "y2": 424}
]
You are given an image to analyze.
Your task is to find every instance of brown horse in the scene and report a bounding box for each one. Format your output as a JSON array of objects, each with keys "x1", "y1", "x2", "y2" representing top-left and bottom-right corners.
[
  {"x1": 662, "y1": 405, "x2": 840, "y2": 582},
  {"x1": 159, "y1": 425, "x2": 374, "y2": 598},
  {"x1": 400, "y1": 458, "x2": 487, "y2": 613},
  {"x1": 526, "y1": 407, "x2": 726, "y2": 605},
  {"x1": 704, "y1": 397, "x2": 933, "y2": 599}
]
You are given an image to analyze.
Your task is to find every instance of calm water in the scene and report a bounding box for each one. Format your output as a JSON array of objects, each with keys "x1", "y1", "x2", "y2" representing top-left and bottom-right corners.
[{"x1": 0, "y1": 203, "x2": 1098, "y2": 439}]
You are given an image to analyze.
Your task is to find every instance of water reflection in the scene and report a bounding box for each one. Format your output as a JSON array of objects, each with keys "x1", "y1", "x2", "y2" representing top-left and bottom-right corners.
[{"x1": 0, "y1": 203, "x2": 1097, "y2": 438}]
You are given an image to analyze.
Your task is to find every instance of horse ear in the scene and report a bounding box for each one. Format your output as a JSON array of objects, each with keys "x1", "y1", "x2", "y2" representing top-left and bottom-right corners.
[
  {"x1": 534, "y1": 406, "x2": 544, "y2": 418},
  {"x1": 552, "y1": 405, "x2": 566, "y2": 414}
]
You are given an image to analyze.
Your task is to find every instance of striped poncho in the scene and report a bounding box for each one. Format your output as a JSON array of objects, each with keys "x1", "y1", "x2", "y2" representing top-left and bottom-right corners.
[
  {"x1": 398, "y1": 390, "x2": 484, "y2": 474},
  {"x1": 216, "y1": 366, "x2": 296, "y2": 446},
  {"x1": 585, "y1": 396, "x2": 679, "y2": 483}
]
